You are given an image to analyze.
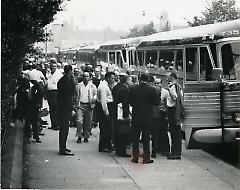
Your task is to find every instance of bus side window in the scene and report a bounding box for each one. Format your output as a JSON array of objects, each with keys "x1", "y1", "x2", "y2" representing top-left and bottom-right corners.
[
  {"x1": 200, "y1": 47, "x2": 213, "y2": 81},
  {"x1": 186, "y1": 47, "x2": 198, "y2": 81},
  {"x1": 137, "y1": 51, "x2": 144, "y2": 66}
]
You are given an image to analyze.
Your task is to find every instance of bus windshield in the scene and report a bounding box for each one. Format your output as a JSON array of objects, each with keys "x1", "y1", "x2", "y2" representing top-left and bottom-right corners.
[{"x1": 221, "y1": 42, "x2": 240, "y2": 80}]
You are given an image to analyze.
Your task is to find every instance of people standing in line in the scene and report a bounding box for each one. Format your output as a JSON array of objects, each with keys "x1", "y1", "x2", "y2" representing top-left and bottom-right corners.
[
  {"x1": 112, "y1": 73, "x2": 131, "y2": 157},
  {"x1": 129, "y1": 73, "x2": 160, "y2": 164},
  {"x1": 96, "y1": 72, "x2": 115, "y2": 152},
  {"x1": 46, "y1": 58, "x2": 63, "y2": 130},
  {"x1": 75, "y1": 72, "x2": 97, "y2": 143},
  {"x1": 166, "y1": 72, "x2": 184, "y2": 159},
  {"x1": 57, "y1": 65, "x2": 75, "y2": 156}
]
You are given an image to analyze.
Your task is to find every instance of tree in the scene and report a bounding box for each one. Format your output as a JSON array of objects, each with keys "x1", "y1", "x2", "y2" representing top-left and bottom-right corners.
[
  {"x1": 188, "y1": 0, "x2": 240, "y2": 26},
  {"x1": 124, "y1": 22, "x2": 157, "y2": 38},
  {"x1": 1, "y1": 0, "x2": 67, "y2": 141}
]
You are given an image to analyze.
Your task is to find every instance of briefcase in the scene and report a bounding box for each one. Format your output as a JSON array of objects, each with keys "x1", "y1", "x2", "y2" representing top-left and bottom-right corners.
[{"x1": 117, "y1": 119, "x2": 132, "y2": 136}]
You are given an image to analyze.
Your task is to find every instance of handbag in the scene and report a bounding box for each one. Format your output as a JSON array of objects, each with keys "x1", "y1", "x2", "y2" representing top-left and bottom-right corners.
[
  {"x1": 38, "y1": 108, "x2": 49, "y2": 118},
  {"x1": 117, "y1": 119, "x2": 132, "y2": 136}
]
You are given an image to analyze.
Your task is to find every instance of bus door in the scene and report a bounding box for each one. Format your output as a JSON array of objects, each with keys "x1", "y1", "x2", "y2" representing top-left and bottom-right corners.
[{"x1": 183, "y1": 45, "x2": 221, "y2": 148}]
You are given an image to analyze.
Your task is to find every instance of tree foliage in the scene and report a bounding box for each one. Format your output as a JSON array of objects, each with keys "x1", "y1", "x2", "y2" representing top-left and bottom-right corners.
[
  {"x1": 1, "y1": 0, "x2": 66, "y2": 135},
  {"x1": 188, "y1": 0, "x2": 240, "y2": 26},
  {"x1": 124, "y1": 22, "x2": 157, "y2": 38}
]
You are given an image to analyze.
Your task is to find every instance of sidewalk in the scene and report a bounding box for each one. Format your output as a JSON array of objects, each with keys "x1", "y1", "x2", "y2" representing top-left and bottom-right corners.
[{"x1": 22, "y1": 115, "x2": 240, "y2": 190}]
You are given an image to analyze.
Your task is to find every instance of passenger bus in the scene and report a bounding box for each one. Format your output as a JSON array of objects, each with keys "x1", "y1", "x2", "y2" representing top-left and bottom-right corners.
[
  {"x1": 96, "y1": 37, "x2": 143, "y2": 71},
  {"x1": 137, "y1": 20, "x2": 240, "y2": 148}
]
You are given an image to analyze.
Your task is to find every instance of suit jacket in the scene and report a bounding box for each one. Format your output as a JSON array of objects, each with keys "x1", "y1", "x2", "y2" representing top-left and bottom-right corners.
[
  {"x1": 129, "y1": 82, "x2": 159, "y2": 125},
  {"x1": 57, "y1": 75, "x2": 75, "y2": 111}
]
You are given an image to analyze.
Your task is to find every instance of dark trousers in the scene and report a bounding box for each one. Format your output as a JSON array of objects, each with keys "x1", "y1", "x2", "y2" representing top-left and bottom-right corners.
[
  {"x1": 132, "y1": 121, "x2": 151, "y2": 160},
  {"x1": 59, "y1": 107, "x2": 71, "y2": 153},
  {"x1": 47, "y1": 90, "x2": 59, "y2": 129},
  {"x1": 96, "y1": 102, "x2": 113, "y2": 151},
  {"x1": 114, "y1": 120, "x2": 130, "y2": 155},
  {"x1": 168, "y1": 107, "x2": 182, "y2": 156},
  {"x1": 30, "y1": 111, "x2": 40, "y2": 140},
  {"x1": 151, "y1": 117, "x2": 160, "y2": 154},
  {"x1": 158, "y1": 111, "x2": 170, "y2": 154}
]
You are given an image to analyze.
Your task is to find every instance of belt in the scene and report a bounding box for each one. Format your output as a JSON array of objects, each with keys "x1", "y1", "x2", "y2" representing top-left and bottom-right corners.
[{"x1": 80, "y1": 102, "x2": 90, "y2": 104}]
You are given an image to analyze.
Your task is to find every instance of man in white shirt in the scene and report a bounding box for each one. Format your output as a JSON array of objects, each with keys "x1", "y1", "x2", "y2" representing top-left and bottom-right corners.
[
  {"x1": 46, "y1": 59, "x2": 63, "y2": 130},
  {"x1": 75, "y1": 72, "x2": 97, "y2": 143},
  {"x1": 96, "y1": 71, "x2": 115, "y2": 152},
  {"x1": 166, "y1": 72, "x2": 184, "y2": 160}
]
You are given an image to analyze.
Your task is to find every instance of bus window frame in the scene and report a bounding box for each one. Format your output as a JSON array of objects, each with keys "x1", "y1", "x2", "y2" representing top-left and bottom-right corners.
[
  {"x1": 184, "y1": 44, "x2": 215, "y2": 84},
  {"x1": 218, "y1": 40, "x2": 240, "y2": 80}
]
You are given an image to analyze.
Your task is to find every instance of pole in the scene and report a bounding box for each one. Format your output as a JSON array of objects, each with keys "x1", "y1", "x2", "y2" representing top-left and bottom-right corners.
[{"x1": 45, "y1": 27, "x2": 48, "y2": 57}]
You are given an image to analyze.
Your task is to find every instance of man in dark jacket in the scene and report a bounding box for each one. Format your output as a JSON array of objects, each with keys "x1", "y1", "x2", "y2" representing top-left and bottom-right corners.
[
  {"x1": 112, "y1": 73, "x2": 131, "y2": 157},
  {"x1": 57, "y1": 65, "x2": 75, "y2": 156},
  {"x1": 129, "y1": 73, "x2": 160, "y2": 164}
]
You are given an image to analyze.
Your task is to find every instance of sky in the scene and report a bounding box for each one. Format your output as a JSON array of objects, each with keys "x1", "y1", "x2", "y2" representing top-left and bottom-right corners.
[{"x1": 54, "y1": 0, "x2": 240, "y2": 31}]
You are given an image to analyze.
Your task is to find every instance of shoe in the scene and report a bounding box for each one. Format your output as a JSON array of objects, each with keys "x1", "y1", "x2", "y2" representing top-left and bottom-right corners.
[
  {"x1": 77, "y1": 137, "x2": 82, "y2": 143},
  {"x1": 53, "y1": 128, "x2": 59, "y2": 130},
  {"x1": 167, "y1": 154, "x2": 181, "y2": 160},
  {"x1": 131, "y1": 158, "x2": 138, "y2": 163},
  {"x1": 143, "y1": 159, "x2": 154, "y2": 164},
  {"x1": 38, "y1": 132, "x2": 45, "y2": 136},
  {"x1": 59, "y1": 151, "x2": 74, "y2": 156},
  {"x1": 66, "y1": 148, "x2": 71, "y2": 152},
  {"x1": 48, "y1": 127, "x2": 54, "y2": 129},
  {"x1": 84, "y1": 138, "x2": 89, "y2": 142},
  {"x1": 35, "y1": 138, "x2": 41, "y2": 143}
]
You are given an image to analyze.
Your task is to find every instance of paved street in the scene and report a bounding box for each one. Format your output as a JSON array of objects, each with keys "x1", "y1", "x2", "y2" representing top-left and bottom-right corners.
[{"x1": 22, "y1": 114, "x2": 240, "y2": 190}]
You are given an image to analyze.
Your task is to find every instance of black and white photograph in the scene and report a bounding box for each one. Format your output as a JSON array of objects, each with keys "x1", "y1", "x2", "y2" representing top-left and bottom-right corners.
[{"x1": 1, "y1": 0, "x2": 240, "y2": 189}]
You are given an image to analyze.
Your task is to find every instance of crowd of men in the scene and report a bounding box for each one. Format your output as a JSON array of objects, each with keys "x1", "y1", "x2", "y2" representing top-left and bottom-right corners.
[{"x1": 14, "y1": 57, "x2": 184, "y2": 164}]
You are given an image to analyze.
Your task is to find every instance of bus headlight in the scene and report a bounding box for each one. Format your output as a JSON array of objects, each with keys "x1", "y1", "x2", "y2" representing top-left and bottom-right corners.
[{"x1": 232, "y1": 113, "x2": 240, "y2": 123}]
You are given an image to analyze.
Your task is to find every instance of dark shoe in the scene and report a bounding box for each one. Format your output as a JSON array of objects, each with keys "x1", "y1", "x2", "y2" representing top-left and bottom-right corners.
[
  {"x1": 59, "y1": 151, "x2": 74, "y2": 156},
  {"x1": 167, "y1": 154, "x2": 181, "y2": 160},
  {"x1": 143, "y1": 159, "x2": 154, "y2": 164},
  {"x1": 35, "y1": 138, "x2": 41, "y2": 143},
  {"x1": 66, "y1": 148, "x2": 72, "y2": 152},
  {"x1": 131, "y1": 158, "x2": 138, "y2": 163},
  {"x1": 38, "y1": 132, "x2": 45, "y2": 136},
  {"x1": 77, "y1": 137, "x2": 82, "y2": 143},
  {"x1": 48, "y1": 127, "x2": 54, "y2": 129},
  {"x1": 53, "y1": 128, "x2": 59, "y2": 130},
  {"x1": 84, "y1": 138, "x2": 89, "y2": 142}
]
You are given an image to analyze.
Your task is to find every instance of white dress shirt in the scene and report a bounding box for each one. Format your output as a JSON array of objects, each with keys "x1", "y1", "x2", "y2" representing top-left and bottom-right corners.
[
  {"x1": 46, "y1": 69, "x2": 63, "y2": 90},
  {"x1": 97, "y1": 80, "x2": 113, "y2": 115},
  {"x1": 167, "y1": 82, "x2": 183, "y2": 108},
  {"x1": 28, "y1": 69, "x2": 45, "y2": 83}
]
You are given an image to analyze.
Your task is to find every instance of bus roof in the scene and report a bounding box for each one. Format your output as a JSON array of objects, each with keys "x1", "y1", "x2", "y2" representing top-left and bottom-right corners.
[
  {"x1": 98, "y1": 36, "x2": 144, "y2": 51},
  {"x1": 77, "y1": 44, "x2": 100, "y2": 53},
  {"x1": 138, "y1": 19, "x2": 240, "y2": 48}
]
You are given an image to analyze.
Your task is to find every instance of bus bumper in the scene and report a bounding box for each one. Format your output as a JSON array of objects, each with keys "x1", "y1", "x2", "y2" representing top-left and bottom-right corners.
[{"x1": 192, "y1": 128, "x2": 240, "y2": 143}]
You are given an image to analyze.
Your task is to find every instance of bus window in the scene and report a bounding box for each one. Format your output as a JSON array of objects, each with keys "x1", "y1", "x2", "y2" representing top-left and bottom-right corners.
[
  {"x1": 186, "y1": 47, "x2": 198, "y2": 81},
  {"x1": 158, "y1": 50, "x2": 174, "y2": 70},
  {"x1": 117, "y1": 52, "x2": 123, "y2": 68},
  {"x1": 137, "y1": 51, "x2": 144, "y2": 66},
  {"x1": 175, "y1": 50, "x2": 183, "y2": 71},
  {"x1": 200, "y1": 47, "x2": 213, "y2": 81},
  {"x1": 128, "y1": 51, "x2": 133, "y2": 66},
  {"x1": 109, "y1": 52, "x2": 115, "y2": 65},
  {"x1": 221, "y1": 42, "x2": 240, "y2": 80},
  {"x1": 146, "y1": 51, "x2": 157, "y2": 68},
  {"x1": 122, "y1": 50, "x2": 126, "y2": 63}
]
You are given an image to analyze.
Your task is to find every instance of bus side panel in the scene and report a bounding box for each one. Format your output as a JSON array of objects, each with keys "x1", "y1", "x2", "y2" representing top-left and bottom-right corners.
[{"x1": 183, "y1": 91, "x2": 221, "y2": 148}]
